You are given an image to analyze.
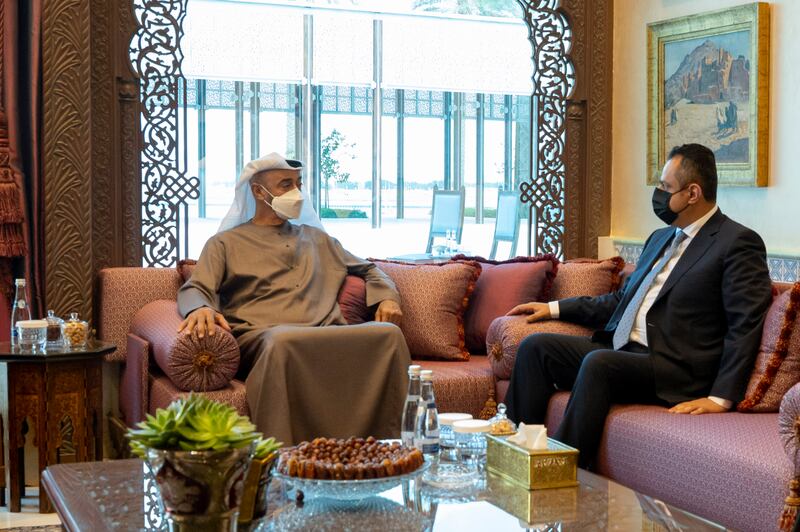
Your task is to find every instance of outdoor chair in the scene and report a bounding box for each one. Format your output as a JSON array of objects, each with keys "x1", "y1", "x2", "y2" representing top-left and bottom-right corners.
[
  {"x1": 489, "y1": 189, "x2": 520, "y2": 259},
  {"x1": 426, "y1": 186, "x2": 466, "y2": 254}
]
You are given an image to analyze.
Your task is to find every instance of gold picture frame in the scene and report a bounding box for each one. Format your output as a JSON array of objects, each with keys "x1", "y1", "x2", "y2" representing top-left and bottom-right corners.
[{"x1": 647, "y1": 3, "x2": 770, "y2": 186}]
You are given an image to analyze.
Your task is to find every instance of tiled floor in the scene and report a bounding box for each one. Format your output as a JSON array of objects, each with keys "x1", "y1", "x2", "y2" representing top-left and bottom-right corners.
[{"x1": 0, "y1": 489, "x2": 62, "y2": 530}]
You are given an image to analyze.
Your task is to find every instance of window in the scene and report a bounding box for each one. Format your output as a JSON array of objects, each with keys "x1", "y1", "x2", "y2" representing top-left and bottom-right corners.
[{"x1": 136, "y1": 0, "x2": 534, "y2": 263}]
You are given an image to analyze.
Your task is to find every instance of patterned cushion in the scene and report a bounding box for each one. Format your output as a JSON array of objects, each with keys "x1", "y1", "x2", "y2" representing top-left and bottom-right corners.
[
  {"x1": 418, "y1": 356, "x2": 495, "y2": 418},
  {"x1": 486, "y1": 316, "x2": 593, "y2": 379},
  {"x1": 177, "y1": 259, "x2": 197, "y2": 282},
  {"x1": 452, "y1": 254, "x2": 558, "y2": 353},
  {"x1": 546, "y1": 392, "x2": 788, "y2": 532},
  {"x1": 149, "y1": 374, "x2": 249, "y2": 417},
  {"x1": 549, "y1": 257, "x2": 625, "y2": 300},
  {"x1": 778, "y1": 382, "x2": 800, "y2": 465},
  {"x1": 373, "y1": 260, "x2": 481, "y2": 360},
  {"x1": 131, "y1": 300, "x2": 240, "y2": 392},
  {"x1": 337, "y1": 276, "x2": 371, "y2": 325},
  {"x1": 739, "y1": 283, "x2": 800, "y2": 412},
  {"x1": 98, "y1": 268, "x2": 184, "y2": 362}
]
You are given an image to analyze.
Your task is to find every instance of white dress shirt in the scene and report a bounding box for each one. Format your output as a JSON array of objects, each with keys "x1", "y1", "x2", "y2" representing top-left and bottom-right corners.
[{"x1": 548, "y1": 205, "x2": 731, "y2": 409}]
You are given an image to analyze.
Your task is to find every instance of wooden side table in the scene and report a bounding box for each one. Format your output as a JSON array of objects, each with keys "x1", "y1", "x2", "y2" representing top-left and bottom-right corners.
[{"x1": 0, "y1": 340, "x2": 116, "y2": 513}]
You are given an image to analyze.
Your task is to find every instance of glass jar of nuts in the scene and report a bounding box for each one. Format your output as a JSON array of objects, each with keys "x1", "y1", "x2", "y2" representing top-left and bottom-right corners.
[{"x1": 63, "y1": 312, "x2": 89, "y2": 348}]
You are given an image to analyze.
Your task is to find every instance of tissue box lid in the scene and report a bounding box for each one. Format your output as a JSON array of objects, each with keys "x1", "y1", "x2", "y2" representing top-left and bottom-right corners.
[{"x1": 486, "y1": 434, "x2": 579, "y2": 490}]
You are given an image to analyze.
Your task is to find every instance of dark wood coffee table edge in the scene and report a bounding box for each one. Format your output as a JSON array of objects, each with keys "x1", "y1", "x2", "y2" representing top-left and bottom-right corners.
[{"x1": 41, "y1": 467, "x2": 86, "y2": 532}]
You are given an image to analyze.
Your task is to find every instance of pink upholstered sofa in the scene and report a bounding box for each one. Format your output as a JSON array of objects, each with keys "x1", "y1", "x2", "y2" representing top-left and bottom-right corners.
[
  {"x1": 97, "y1": 266, "x2": 499, "y2": 428},
  {"x1": 486, "y1": 271, "x2": 796, "y2": 532},
  {"x1": 98, "y1": 261, "x2": 795, "y2": 531}
]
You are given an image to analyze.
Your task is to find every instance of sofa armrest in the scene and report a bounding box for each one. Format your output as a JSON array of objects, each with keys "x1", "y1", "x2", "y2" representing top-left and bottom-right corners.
[
  {"x1": 779, "y1": 382, "x2": 800, "y2": 469},
  {"x1": 130, "y1": 300, "x2": 241, "y2": 392},
  {"x1": 98, "y1": 267, "x2": 184, "y2": 362},
  {"x1": 120, "y1": 333, "x2": 150, "y2": 426},
  {"x1": 486, "y1": 316, "x2": 593, "y2": 380}
]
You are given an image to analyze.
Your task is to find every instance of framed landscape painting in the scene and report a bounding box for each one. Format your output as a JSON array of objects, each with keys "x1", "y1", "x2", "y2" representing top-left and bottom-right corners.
[{"x1": 647, "y1": 3, "x2": 770, "y2": 186}]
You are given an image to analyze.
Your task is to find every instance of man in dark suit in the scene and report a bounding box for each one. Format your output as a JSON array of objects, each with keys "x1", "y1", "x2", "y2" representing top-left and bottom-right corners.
[{"x1": 504, "y1": 143, "x2": 772, "y2": 469}]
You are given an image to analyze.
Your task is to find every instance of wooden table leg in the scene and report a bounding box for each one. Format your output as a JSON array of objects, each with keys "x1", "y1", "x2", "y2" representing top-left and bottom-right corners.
[
  {"x1": 39, "y1": 359, "x2": 103, "y2": 513},
  {"x1": 7, "y1": 362, "x2": 46, "y2": 513}
]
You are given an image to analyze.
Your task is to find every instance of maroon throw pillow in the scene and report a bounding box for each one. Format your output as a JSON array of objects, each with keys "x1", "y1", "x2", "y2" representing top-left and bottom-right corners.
[
  {"x1": 452, "y1": 254, "x2": 559, "y2": 353},
  {"x1": 738, "y1": 283, "x2": 800, "y2": 412},
  {"x1": 337, "y1": 275, "x2": 371, "y2": 325},
  {"x1": 177, "y1": 259, "x2": 197, "y2": 282},
  {"x1": 549, "y1": 257, "x2": 625, "y2": 300},
  {"x1": 372, "y1": 259, "x2": 482, "y2": 361}
]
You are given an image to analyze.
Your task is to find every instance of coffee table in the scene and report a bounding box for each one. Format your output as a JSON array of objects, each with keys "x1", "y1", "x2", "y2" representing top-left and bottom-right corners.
[{"x1": 41, "y1": 459, "x2": 725, "y2": 531}]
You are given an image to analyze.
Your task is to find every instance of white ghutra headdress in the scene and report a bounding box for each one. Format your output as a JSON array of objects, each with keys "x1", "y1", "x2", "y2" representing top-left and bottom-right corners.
[{"x1": 217, "y1": 152, "x2": 324, "y2": 233}]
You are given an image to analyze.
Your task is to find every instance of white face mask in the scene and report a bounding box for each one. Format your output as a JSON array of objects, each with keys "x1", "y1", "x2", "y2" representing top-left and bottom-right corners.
[{"x1": 256, "y1": 184, "x2": 304, "y2": 220}]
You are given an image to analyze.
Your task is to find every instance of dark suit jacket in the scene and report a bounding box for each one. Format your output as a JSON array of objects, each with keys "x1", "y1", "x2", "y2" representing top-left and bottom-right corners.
[{"x1": 559, "y1": 209, "x2": 772, "y2": 404}]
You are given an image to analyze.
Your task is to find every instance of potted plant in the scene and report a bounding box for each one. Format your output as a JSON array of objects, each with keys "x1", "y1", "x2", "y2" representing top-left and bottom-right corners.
[{"x1": 128, "y1": 394, "x2": 273, "y2": 532}]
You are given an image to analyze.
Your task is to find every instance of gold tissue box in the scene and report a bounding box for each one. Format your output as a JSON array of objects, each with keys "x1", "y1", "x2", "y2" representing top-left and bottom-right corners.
[
  {"x1": 486, "y1": 471, "x2": 578, "y2": 525},
  {"x1": 486, "y1": 434, "x2": 578, "y2": 490}
]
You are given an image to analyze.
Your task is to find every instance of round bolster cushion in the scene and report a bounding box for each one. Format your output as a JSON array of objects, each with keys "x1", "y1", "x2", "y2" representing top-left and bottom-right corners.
[
  {"x1": 486, "y1": 315, "x2": 593, "y2": 380},
  {"x1": 779, "y1": 382, "x2": 800, "y2": 466},
  {"x1": 130, "y1": 300, "x2": 240, "y2": 392}
]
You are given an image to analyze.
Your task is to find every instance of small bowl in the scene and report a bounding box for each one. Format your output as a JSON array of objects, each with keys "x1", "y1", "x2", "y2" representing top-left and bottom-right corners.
[{"x1": 17, "y1": 319, "x2": 48, "y2": 352}]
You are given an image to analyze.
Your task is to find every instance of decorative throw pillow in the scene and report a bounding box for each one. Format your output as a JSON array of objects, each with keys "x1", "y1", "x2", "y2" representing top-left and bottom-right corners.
[
  {"x1": 738, "y1": 283, "x2": 800, "y2": 413},
  {"x1": 177, "y1": 259, "x2": 197, "y2": 282},
  {"x1": 487, "y1": 316, "x2": 593, "y2": 380},
  {"x1": 451, "y1": 254, "x2": 559, "y2": 353},
  {"x1": 131, "y1": 299, "x2": 240, "y2": 392},
  {"x1": 549, "y1": 257, "x2": 625, "y2": 300},
  {"x1": 372, "y1": 260, "x2": 481, "y2": 361},
  {"x1": 337, "y1": 275, "x2": 371, "y2": 325}
]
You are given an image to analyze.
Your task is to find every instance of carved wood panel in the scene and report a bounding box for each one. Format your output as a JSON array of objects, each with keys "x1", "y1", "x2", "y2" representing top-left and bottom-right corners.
[
  {"x1": 42, "y1": 0, "x2": 142, "y2": 321},
  {"x1": 43, "y1": 0, "x2": 93, "y2": 320},
  {"x1": 92, "y1": 0, "x2": 115, "y2": 275},
  {"x1": 517, "y1": 1, "x2": 576, "y2": 258},
  {"x1": 5, "y1": 358, "x2": 104, "y2": 513},
  {"x1": 561, "y1": 0, "x2": 613, "y2": 259}
]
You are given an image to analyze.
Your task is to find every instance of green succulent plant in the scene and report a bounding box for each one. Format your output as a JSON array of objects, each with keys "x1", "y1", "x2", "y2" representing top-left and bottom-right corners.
[
  {"x1": 128, "y1": 393, "x2": 265, "y2": 458},
  {"x1": 253, "y1": 436, "x2": 282, "y2": 460}
]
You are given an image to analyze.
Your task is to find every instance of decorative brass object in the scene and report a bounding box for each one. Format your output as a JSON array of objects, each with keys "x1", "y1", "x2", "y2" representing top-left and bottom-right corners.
[
  {"x1": 238, "y1": 452, "x2": 278, "y2": 528},
  {"x1": 486, "y1": 434, "x2": 578, "y2": 490},
  {"x1": 485, "y1": 471, "x2": 578, "y2": 525}
]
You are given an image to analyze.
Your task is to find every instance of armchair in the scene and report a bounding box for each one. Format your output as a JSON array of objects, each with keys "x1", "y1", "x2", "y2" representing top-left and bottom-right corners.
[{"x1": 98, "y1": 267, "x2": 248, "y2": 429}]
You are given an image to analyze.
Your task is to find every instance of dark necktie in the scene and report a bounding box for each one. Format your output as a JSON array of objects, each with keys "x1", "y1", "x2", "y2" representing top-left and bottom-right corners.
[{"x1": 612, "y1": 230, "x2": 688, "y2": 350}]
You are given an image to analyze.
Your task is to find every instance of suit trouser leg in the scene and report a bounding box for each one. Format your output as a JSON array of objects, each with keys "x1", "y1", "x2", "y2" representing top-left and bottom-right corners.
[
  {"x1": 505, "y1": 333, "x2": 607, "y2": 424},
  {"x1": 553, "y1": 349, "x2": 663, "y2": 470}
]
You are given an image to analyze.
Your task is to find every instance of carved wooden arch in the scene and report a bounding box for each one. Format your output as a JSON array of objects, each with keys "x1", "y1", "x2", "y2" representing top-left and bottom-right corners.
[
  {"x1": 38, "y1": 0, "x2": 611, "y2": 318},
  {"x1": 517, "y1": 0, "x2": 613, "y2": 259}
]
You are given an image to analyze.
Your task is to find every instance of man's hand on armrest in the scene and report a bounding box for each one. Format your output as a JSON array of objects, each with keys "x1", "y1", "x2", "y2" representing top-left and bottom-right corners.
[
  {"x1": 506, "y1": 302, "x2": 553, "y2": 323},
  {"x1": 668, "y1": 397, "x2": 729, "y2": 415},
  {"x1": 375, "y1": 300, "x2": 402, "y2": 326},
  {"x1": 177, "y1": 307, "x2": 231, "y2": 338}
]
